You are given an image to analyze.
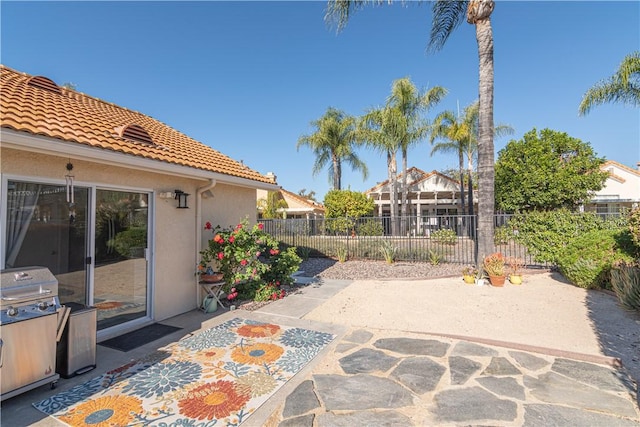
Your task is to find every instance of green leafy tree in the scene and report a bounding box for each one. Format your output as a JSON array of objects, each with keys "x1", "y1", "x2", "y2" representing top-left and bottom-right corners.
[
  {"x1": 257, "y1": 191, "x2": 288, "y2": 219},
  {"x1": 495, "y1": 128, "x2": 608, "y2": 212},
  {"x1": 579, "y1": 51, "x2": 640, "y2": 115},
  {"x1": 326, "y1": 0, "x2": 499, "y2": 260},
  {"x1": 297, "y1": 107, "x2": 368, "y2": 190},
  {"x1": 323, "y1": 189, "x2": 374, "y2": 218}
]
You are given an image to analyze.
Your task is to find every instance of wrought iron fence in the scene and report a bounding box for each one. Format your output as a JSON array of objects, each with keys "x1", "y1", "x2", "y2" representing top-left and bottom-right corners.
[{"x1": 259, "y1": 215, "x2": 540, "y2": 266}]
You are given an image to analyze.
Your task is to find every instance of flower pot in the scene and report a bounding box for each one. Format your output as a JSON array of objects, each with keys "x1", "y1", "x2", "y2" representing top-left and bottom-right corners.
[
  {"x1": 463, "y1": 275, "x2": 475, "y2": 284},
  {"x1": 509, "y1": 274, "x2": 523, "y2": 285},
  {"x1": 200, "y1": 273, "x2": 223, "y2": 283},
  {"x1": 489, "y1": 275, "x2": 506, "y2": 287}
]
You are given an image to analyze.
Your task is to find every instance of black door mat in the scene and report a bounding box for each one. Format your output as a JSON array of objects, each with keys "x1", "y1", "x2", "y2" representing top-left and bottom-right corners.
[{"x1": 99, "y1": 323, "x2": 182, "y2": 352}]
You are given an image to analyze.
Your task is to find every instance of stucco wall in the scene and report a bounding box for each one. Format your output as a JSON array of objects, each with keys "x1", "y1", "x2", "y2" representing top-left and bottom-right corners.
[
  {"x1": 596, "y1": 166, "x2": 640, "y2": 200},
  {"x1": 1, "y1": 147, "x2": 257, "y2": 324}
]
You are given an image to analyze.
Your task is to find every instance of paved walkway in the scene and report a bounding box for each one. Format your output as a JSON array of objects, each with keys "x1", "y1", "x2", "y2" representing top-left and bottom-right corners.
[{"x1": 262, "y1": 276, "x2": 640, "y2": 427}]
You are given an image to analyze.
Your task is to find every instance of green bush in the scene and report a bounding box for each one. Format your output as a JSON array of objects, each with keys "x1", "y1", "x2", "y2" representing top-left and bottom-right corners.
[
  {"x1": 431, "y1": 228, "x2": 457, "y2": 245},
  {"x1": 324, "y1": 218, "x2": 354, "y2": 235},
  {"x1": 628, "y1": 207, "x2": 640, "y2": 249},
  {"x1": 429, "y1": 250, "x2": 443, "y2": 265},
  {"x1": 556, "y1": 229, "x2": 635, "y2": 289},
  {"x1": 611, "y1": 262, "x2": 640, "y2": 311},
  {"x1": 380, "y1": 240, "x2": 396, "y2": 264},
  {"x1": 494, "y1": 225, "x2": 513, "y2": 246},
  {"x1": 510, "y1": 209, "x2": 623, "y2": 265},
  {"x1": 357, "y1": 219, "x2": 384, "y2": 236},
  {"x1": 108, "y1": 227, "x2": 146, "y2": 258}
]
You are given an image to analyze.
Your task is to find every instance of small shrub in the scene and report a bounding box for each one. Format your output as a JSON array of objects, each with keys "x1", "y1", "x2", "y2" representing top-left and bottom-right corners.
[
  {"x1": 109, "y1": 227, "x2": 146, "y2": 258},
  {"x1": 628, "y1": 207, "x2": 640, "y2": 249},
  {"x1": 494, "y1": 225, "x2": 513, "y2": 246},
  {"x1": 336, "y1": 245, "x2": 348, "y2": 262},
  {"x1": 297, "y1": 246, "x2": 311, "y2": 261},
  {"x1": 357, "y1": 218, "x2": 384, "y2": 236},
  {"x1": 428, "y1": 250, "x2": 443, "y2": 265},
  {"x1": 254, "y1": 283, "x2": 285, "y2": 302},
  {"x1": 380, "y1": 240, "x2": 397, "y2": 264},
  {"x1": 557, "y1": 229, "x2": 635, "y2": 289},
  {"x1": 611, "y1": 262, "x2": 640, "y2": 311},
  {"x1": 431, "y1": 228, "x2": 457, "y2": 245}
]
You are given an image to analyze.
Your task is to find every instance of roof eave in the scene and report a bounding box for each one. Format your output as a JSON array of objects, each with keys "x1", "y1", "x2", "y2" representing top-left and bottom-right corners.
[{"x1": 0, "y1": 128, "x2": 279, "y2": 191}]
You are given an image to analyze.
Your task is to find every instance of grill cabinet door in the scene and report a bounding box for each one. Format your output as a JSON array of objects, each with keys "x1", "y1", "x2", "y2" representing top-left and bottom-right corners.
[{"x1": 0, "y1": 313, "x2": 57, "y2": 395}]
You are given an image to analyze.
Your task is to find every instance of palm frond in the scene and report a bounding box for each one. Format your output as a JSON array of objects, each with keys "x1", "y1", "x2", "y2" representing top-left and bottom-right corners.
[{"x1": 428, "y1": 0, "x2": 468, "y2": 53}]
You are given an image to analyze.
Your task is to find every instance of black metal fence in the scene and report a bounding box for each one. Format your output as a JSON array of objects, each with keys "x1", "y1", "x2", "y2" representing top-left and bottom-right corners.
[{"x1": 259, "y1": 214, "x2": 538, "y2": 266}]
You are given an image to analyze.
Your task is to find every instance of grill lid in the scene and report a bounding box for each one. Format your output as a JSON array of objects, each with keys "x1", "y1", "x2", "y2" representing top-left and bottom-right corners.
[{"x1": 1, "y1": 266, "x2": 58, "y2": 305}]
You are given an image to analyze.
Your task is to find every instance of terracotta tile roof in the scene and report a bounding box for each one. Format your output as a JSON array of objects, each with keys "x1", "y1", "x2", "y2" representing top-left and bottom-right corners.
[
  {"x1": 0, "y1": 65, "x2": 272, "y2": 184},
  {"x1": 365, "y1": 166, "x2": 438, "y2": 193},
  {"x1": 601, "y1": 160, "x2": 640, "y2": 179},
  {"x1": 279, "y1": 188, "x2": 325, "y2": 211}
]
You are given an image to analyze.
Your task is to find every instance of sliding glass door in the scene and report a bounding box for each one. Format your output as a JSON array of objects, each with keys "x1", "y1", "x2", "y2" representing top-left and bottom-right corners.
[
  {"x1": 94, "y1": 189, "x2": 149, "y2": 330},
  {"x1": 4, "y1": 180, "x2": 151, "y2": 332},
  {"x1": 5, "y1": 181, "x2": 89, "y2": 305}
]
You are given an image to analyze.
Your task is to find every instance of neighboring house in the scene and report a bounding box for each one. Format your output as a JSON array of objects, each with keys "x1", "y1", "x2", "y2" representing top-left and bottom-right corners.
[
  {"x1": 257, "y1": 186, "x2": 325, "y2": 219},
  {"x1": 365, "y1": 167, "x2": 477, "y2": 235},
  {"x1": 0, "y1": 66, "x2": 278, "y2": 340},
  {"x1": 584, "y1": 160, "x2": 640, "y2": 215}
]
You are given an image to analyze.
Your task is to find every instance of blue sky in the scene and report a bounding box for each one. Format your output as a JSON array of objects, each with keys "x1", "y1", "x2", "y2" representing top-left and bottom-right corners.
[{"x1": 2, "y1": 1, "x2": 638, "y2": 200}]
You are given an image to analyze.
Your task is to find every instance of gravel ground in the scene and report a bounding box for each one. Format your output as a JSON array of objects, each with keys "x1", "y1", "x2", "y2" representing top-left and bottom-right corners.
[{"x1": 298, "y1": 257, "x2": 544, "y2": 280}]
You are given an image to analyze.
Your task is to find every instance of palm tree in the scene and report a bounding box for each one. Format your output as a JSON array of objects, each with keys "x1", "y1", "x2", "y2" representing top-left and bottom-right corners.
[
  {"x1": 297, "y1": 107, "x2": 369, "y2": 190},
  {"x1": 359, "y1": 106, "x2": 403, "y2": 235},
  {"x1": 430, "y1": 108, "x2": 472, "y2": 214},
  {"x1": 388, "y1": 78, "x2": 447, "y2": 222},
  {"x1": 431, "y1": 101, "x2": 513, "y2": 218},
  {"x1": 326, "y1": 0, "x2": 498, "y2": 262},
  {"x1": 579, "y1": 51, "x2": 640, "y2": 115},
  {"x1": 257, "y1": 191, "x2": 288, "y2": 219}
]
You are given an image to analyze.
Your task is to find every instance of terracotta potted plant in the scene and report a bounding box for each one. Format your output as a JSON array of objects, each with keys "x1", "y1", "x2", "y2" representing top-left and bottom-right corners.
[
  {"x1": 508, "y1": 257, "x2": 524, "y2": 285},
  {"x1": 462, "y1": 266, "x2": 477, "y2": 284},
  {"x1": 483, "y1": 252, "x2": 506, "y2": 286}
]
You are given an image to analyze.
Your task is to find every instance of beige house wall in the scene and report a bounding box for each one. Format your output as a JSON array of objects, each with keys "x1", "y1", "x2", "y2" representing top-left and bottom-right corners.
[{"x1": 1, "y1": 147, "x2": 257, "y2": 322}]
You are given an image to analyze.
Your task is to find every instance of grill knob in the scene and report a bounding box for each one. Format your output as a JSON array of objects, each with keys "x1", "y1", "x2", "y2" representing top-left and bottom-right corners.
[
  {"x1": 7, "y1": 306, "x2": 18, "y2": 316},
  {"x1": 37, "y1": 302, "x2": 50, "y2": 311}
]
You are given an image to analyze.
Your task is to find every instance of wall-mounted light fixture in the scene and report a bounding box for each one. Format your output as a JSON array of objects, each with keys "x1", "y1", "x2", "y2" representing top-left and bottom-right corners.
[{"x1": 174, "y1": 190, "x2": 190, "y2": 209}]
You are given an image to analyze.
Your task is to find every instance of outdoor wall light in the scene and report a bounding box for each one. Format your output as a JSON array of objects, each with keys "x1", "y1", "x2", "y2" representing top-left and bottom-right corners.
[{"x1": 174, "y1": 190, "x2": 190, "y2": 209}]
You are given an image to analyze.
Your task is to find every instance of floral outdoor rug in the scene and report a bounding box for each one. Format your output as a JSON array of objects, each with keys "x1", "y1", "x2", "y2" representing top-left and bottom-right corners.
[{"x1": 34, "y1": 317, "x2": 335, "y2": 426}]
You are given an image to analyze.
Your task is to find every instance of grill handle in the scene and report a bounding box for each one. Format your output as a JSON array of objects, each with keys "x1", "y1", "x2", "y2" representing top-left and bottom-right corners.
[
  {"x1": 1, "y1": 288, "x2": 52, "y2": 301},
  {"x1": 0, "y1": 338, "x2": 3, "y2": 368}
]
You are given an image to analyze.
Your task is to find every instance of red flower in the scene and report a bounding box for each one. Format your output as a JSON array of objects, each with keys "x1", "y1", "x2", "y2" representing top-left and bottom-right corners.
[
  {"x1": 217, "y1": 252, "x2": 224, "y2": 260},
  {"x1": 258, "y1": 223, "x2": 264, "y2": 230},
  {"x1": 228, "y1": 236, "x2": 235, "y2": 243},
  {"x1": 204, "y1": 222, "x2": 212, "y2": 230},
  {"x1": 236, "y1": 224, "x2": 243, "y2": 230},
  {"x1": 256, "y1": 251, "x2": 261, "y2": 257},
  {"x1": 269, "y1": 249, "x2": 279, "y2": 256},
  {"x1": 213, "y1": 234, "x2": 223, "y2": 243},
  {"x1": 178, "y1": 380, "x2": 249, "y2": 420},
  {"x1": 240, "y1": 259, "x2": 247, "y2": 266}
]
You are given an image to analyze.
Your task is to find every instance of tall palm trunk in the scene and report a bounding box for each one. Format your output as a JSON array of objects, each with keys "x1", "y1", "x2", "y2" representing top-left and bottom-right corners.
[
  {"x1": 474, "y1": 15, "x2": 495, "y2": 262},
  {"x1": 467, "y1": 157, "x2": 474, "y2": 217},
  {"x1": 458, "y1": 149, "x2": 466, "y2": 215},
  {"x1": 400, "y1": 147, "x2": 408, "y2": 234},
  {"x1": 332, "y1": 155, "x2": 341, "y2": 190},
  {"x1": 388, "y1": 150, "x2": 399, "y2": 235}
]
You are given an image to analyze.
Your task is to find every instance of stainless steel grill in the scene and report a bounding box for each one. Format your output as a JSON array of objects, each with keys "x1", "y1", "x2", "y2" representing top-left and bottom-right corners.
[{"x1": 1, "y1": 266, "x2": 61, "y2": 401}]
